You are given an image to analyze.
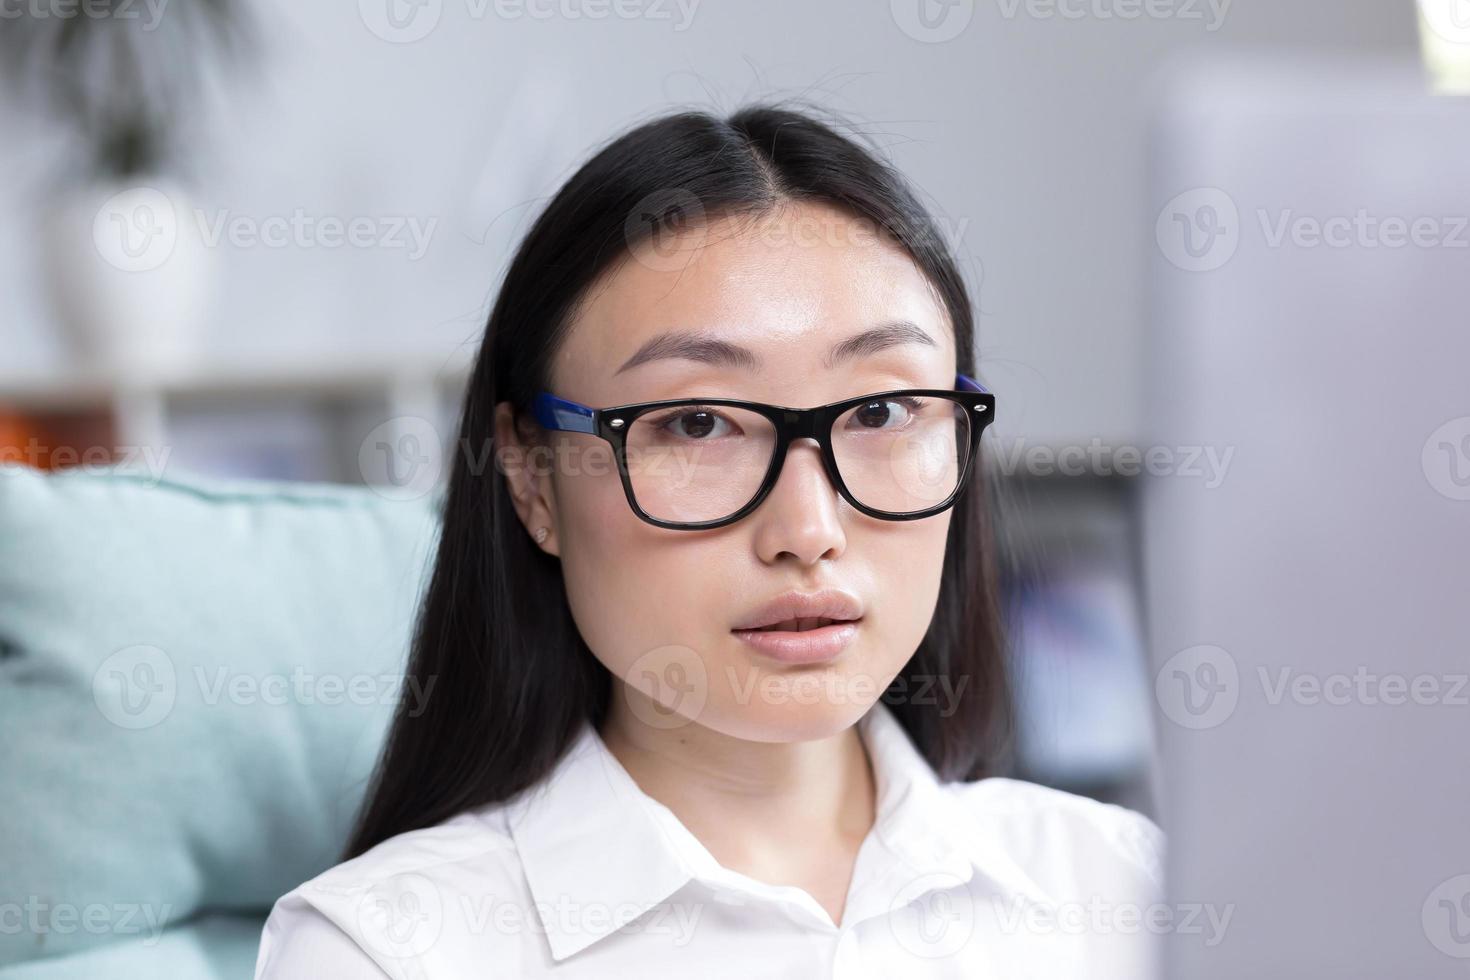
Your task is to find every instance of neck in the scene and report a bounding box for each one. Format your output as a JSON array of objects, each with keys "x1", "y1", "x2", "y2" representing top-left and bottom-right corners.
[{"x1": 598, "y1": 687, "x2": 878, "y2": 868}]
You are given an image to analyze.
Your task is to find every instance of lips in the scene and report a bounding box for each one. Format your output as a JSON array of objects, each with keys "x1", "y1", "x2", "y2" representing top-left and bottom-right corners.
[
  {"x1": 750, "y1": 617, "x2": 843, "y2": 633},
  {"x1": 732, "y1": 617, "x2": 858, "y2": 664},
  {"x1": 732, "y1": 589, "x2": 865, "y2": 633}
]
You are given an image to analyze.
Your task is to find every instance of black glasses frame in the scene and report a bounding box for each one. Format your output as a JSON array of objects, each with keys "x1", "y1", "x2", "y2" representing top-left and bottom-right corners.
[{"x1": 531, "y1": 374, "x2": 995, "y2": 531}]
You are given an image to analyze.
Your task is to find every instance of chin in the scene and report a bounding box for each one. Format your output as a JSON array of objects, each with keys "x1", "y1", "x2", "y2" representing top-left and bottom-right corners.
[{"x1": 698, "y1": 670, "x2": 883, "y2": 744}]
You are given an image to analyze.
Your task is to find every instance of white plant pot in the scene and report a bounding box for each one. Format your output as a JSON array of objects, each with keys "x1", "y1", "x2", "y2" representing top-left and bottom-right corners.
[{"x1": 41, "y1": 178, "x2": 213, "y2": 378}]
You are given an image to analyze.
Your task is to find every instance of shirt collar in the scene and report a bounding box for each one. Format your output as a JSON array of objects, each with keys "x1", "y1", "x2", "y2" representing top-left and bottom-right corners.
[
  {"x1": 503, "y1": 701, "x2": 1053, "y2": 962},
  {"x1": 859, "y1": 701, "x2": 1055, "y2": 911}
]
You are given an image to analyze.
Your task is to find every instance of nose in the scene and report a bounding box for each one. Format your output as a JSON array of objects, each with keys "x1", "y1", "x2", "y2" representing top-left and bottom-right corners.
[{"x1": 748, "y1": 437, "x2": 848, "y2": 565}]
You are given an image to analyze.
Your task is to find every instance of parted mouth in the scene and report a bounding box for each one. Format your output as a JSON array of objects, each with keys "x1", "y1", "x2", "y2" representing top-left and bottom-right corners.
[
  {"x1": 745, "y1": 616, "x2": 853, "y2": 633},
  {"x1": 731, "y1": 589, "x2": 866, "y2": 632}
]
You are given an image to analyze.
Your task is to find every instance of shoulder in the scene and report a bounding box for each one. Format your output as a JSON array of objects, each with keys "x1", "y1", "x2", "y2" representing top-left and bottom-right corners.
[
  {"x1": 942, "y1": 776, "x2": 1166, "y2": 899},
  {"x1": 253, "y1": 806, "x2": 524, "y2": 980}
]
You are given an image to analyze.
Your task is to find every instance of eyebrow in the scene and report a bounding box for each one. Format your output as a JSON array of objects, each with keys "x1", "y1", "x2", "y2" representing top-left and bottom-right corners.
[{"x1": 612, "y1": 320, "x2": 938, "y2": 375}]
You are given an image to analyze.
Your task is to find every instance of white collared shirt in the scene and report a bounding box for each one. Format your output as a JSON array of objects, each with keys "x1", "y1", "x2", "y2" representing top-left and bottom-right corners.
[{"x1": 255, "y1": 703, "x2": 1165, "y2": 978}]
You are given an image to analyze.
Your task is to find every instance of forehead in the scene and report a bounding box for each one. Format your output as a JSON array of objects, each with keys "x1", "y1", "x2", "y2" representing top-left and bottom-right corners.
[{"x1": 553, "y1": 200, "x2": 955, "y2": 405}]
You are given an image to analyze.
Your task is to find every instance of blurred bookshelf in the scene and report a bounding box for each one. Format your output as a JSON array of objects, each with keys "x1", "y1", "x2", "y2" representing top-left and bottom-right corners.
[
  {"x1": 0, "y1": 350, "x2": 473, "y2": 487},
  {"x1": 991, "y1": 470, "x2": 1158, "y2": 817}
]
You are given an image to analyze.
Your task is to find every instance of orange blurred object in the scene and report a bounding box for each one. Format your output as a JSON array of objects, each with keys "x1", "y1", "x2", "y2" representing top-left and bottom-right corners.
[
  {"x1": 0, "y1": 409, "x2": 42, "y2": 469},
  {"x1": 0, "y1": 407, "x2": 117, "y2": 471}
]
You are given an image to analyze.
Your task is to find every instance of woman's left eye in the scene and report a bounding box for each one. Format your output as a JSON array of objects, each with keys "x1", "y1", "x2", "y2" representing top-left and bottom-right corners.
[
  {"x1": 849, "y1": 397, "x2": 922, "y2": 430},
  {"x1": 656, "y1": 408, "x2": 737, "y2": 439}
]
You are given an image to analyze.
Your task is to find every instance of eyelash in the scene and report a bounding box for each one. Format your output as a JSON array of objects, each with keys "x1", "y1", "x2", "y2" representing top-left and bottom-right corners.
[{"x1": 643, "y1": 396, "x2": 928, "y2": 432}]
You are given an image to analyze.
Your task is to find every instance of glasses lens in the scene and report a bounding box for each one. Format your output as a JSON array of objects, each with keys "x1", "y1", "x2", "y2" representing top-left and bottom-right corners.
[
  {"x1": 624, "y1": 404, "x2": 776, "y2": 523},
  {"x1": 832, "y1": 394, "x2": 971, "y2": 514}
]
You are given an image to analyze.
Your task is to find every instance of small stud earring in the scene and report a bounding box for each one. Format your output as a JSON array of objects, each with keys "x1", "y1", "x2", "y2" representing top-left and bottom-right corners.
[{"x1": 533, "y1": 526, "x2": 549, "y2": 544}]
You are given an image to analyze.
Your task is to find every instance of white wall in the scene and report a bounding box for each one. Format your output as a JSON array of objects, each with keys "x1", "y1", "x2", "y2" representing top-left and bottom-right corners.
[{"x1": 0, "y1": 0, "x2": 1415, "y2": 445}]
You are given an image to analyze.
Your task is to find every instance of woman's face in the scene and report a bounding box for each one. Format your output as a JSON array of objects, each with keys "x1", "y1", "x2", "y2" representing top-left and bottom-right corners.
[{"x1": 499, "y1": 200, "x2": 959, "y2": 743}]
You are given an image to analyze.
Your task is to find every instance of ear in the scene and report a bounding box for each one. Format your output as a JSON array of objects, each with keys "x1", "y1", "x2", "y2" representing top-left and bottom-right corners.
[{"x1": 493, "y1": 401, "x2": 560, "y2": 556}]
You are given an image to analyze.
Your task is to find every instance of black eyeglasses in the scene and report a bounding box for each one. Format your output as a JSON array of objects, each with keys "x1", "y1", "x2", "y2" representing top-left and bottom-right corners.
[{"x1": 530, "y1": 374, "x2": 995, "y2": 530}]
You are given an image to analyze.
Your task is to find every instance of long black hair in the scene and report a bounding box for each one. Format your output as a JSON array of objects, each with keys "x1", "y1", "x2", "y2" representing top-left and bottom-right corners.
[{"x1": 344, "y1": 102, "x2": 1012, "y2": 860}]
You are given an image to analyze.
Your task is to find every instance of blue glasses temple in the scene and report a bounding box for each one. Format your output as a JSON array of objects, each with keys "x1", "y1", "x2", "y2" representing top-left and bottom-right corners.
[
  {"x1": 532, "y1": 374, "x2": 990, "y2": 435},
  {"x1": 957, "y1": 373, "x2": 989, "y2": 394}
]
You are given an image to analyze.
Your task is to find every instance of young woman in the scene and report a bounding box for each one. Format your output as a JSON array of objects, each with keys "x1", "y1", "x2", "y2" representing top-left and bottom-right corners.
[{"x1": 255, "y1": 103, "x2": 1163, "y2": 978}]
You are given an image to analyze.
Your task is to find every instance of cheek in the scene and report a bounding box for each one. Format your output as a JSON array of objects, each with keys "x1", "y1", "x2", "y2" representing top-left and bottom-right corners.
[
  {"x1": 556, "y1": 455, "x2": 637, "y2": 655},
  {"x1": 857, "y1": 514, "x2": 952, "y2": 671},
  {"x1": 554, "y1": 451, "x2": 718, "y2": 685}
]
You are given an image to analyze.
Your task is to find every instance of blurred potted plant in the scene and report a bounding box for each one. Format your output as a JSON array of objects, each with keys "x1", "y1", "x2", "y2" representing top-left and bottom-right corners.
[{"x1": 0, "y1": 0, "x2": 255, "y2": 377}]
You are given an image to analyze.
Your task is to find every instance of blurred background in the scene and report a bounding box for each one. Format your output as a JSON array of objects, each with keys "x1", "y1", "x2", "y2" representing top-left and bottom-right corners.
[{"x1": 0, "y1": 0, "x2": 1445, "y2": 822}]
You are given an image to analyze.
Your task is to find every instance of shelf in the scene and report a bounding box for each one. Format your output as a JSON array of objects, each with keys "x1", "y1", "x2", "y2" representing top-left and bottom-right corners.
[
  {"x1": 0, "y1": 349, "x2": 475, "y2": 412},
  {"x1": 0, "y1": 349, "x2": 475, "y2": 477}
]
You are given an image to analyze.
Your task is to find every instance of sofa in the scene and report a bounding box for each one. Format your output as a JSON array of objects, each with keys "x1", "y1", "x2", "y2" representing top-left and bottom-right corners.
[{"x1": 0, "y1": 462, "x2": 441, "y2": 978}]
